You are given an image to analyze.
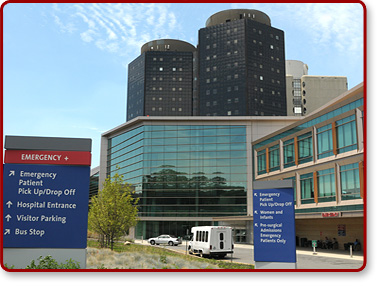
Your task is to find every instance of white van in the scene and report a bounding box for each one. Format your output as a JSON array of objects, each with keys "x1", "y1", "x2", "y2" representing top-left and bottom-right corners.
[{"x1": 188, "y1": 226, "x2": 233, "y2": 258}]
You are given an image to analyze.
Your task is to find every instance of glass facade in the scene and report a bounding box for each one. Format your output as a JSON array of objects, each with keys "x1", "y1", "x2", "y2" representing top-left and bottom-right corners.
[
  {"x1": 297, "y1": 132, "x2": 313, "y2": 164},
  {"x1": 283, "y1": 139, "x2": 295, "y2": 168},
  {"x1": 257, "y1": 149, "x2": 266, "y2": 175},
  {"x1": 317, "y1": 124, "x2": 333, "y2": 159},
  {"x1": 340, "y1": 163, "x2": 361, "y2": 200},
  {"x1": 107, "y1": 124, "x2": 248, "y2": 237},
  {"x1": 254, "y1": 101, "x2": 363, "y2": 176},
  {"x1": 269, "y1": 144, "x2": 280, "y2": 172},
  {"x1": 252, "y1": 87, "x2": 363, "y2": 218},
  {"x1": 317, "y1": 168, "x2": 336, "y2": 202},
  {"x1": 300, "y1": 173, "x2": 314, "y2": 204},
  {"x1": 336, "y1": 114, "x2": 357, "y2": 154},
  {"x1": 254, "y1": 98, "x2": 363, "y2": 149}
]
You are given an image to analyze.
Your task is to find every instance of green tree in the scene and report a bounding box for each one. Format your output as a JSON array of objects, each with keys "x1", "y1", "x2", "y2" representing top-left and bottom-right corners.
[{"x1": 88, "y1": 172, "x2": 139, "y2": 250}]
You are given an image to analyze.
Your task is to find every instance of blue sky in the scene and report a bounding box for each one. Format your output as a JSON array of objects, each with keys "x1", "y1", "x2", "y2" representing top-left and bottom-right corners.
[{"x1": 3, "y1": 2, "x2": 365, "y2": 169}]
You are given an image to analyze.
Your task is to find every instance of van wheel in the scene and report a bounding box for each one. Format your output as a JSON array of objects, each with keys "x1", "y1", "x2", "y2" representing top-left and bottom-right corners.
[{"x1": 200, "y1": 251, "x2": 208, "y2": 258}]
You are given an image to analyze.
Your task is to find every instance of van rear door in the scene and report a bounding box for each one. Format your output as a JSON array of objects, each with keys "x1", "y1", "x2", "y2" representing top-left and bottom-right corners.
[{"x1": 217, "y1": 230, "x2": 227, "y2": 250}]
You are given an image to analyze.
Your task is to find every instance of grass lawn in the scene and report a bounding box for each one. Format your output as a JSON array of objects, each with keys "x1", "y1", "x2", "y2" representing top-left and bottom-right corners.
[{"x1": 86, "y1": 240, "x2": 254, "y2": 270}]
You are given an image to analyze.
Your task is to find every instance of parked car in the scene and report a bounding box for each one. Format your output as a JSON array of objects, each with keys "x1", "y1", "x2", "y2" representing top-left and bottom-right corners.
[{"x1": 148, "y1": 234, "x2": 181, "y2": 246}]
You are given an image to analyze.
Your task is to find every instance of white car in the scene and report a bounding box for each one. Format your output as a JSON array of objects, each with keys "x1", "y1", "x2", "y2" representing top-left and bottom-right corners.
[{"x1": 148, "y1": 234, "x2": 181, "y2": 246}]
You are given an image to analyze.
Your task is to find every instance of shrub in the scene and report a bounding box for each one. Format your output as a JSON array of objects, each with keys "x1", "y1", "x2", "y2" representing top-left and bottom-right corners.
[{"x1": 25, "y1": 255, "x2": 80, "y2": 269}]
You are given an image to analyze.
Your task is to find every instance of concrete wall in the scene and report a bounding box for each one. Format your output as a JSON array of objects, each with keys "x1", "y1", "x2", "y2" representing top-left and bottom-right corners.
[{"x1": 302, "y1": 76, "x2": 348, "y2": 115}]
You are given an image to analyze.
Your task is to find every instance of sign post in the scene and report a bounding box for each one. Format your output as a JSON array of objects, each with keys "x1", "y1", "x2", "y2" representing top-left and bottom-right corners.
[
  {"x1": 253, "y1": 180, "x2": 297, "y2": 269},
  {"x1": 312, "y1": 240, "x2": 318, "y2": 254},
  {"x1": 2, "y1": 136, "x2": 91, "y2": 269}
]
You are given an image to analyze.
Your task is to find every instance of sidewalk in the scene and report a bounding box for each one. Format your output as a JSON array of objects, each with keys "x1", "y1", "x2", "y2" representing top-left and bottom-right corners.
[
  {"x1": 233, "y1": 244, "x2": 364, "y2": 261},
  {"x1": 295, "y1": 246, "x2": 364, "y2": 261}
]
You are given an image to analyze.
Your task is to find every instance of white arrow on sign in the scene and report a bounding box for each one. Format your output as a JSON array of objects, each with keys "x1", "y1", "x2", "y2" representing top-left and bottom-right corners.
[
  {"x1": 5, "y1": 214, "x2": 12, "y2": 222},
  {"x1": 9, "y1": 170, "x2": 15, "y2": 176},
  {"x1": 254, "y1": 193, "x2": 257, "y2": 197},
  {"x1": 254, "y1": 210, "x2": 258, "y2": 214},
  {"x1": 4, "y1": 229, "x2": 10, "y2": 235},
  {"x1": 6, "y1": 201, "x2": 13, "y2": 209},
  {"x1": 254, "y1": 223, "x2": 258, "y2": 227}
]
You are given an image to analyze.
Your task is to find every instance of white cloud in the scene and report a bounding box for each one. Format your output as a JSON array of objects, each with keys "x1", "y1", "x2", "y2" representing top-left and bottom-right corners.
[
  {"x1": 51, "y1": 3, "x2": 180, "y2": 56},
  {"x1": 231, "y1": 2, "x2": 363, "y2": 55},
  {"x1": 296, "y1": 3, "x2": 363, "y2": 54}
]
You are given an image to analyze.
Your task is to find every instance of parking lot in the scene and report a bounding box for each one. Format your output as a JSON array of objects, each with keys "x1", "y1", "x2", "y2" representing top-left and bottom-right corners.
[{"x1": 137, "y1": 240, "x2": 364, "y2": 270}]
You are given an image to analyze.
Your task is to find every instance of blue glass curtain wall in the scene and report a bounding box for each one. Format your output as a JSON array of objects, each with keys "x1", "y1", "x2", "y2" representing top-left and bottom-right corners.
[{"x1": 107, "y1": 125, "x2": 248, "y2": 218}]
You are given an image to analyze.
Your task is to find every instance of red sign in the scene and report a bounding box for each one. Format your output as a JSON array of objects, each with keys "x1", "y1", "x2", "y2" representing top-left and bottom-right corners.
[
  {"x1": 321, "y1": 212, "x2": 340, "y2": 218},
  {"x1": 4, "y1": 150, "x2": 91, "y2": 166}
]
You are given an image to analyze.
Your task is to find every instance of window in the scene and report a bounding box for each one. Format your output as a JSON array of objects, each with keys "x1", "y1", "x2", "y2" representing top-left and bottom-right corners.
[
  {"x1": 294, "y1": 107, "x2": 302, "y2": 114},
  {"x1": 269, "y1": 144, "x2": 280, "y2": 172},
  {"x1": 317, "y1": 124, "x2": 333, "y2": 159},
  {"x1": 317, "y1": 168, "x2": 336, "y2": 202},
  {"x1": 336, "y1": 115, "x2": 357, "y2": 154},
  {"x1": 300, "y1": 173, "x2": 314, "y2": 204},
  {"x1": 283, "y1": 139, "x2": 295, "y2": 168},
  {"x1": 297, "y1": 132, "x2": 313, "y2": 164},
  {"x1": 257, "y1": 149, "x2": 267, "y2": 175},
  {"x1": 340, "y1": 163, "x2": 361, "y2": 200}
]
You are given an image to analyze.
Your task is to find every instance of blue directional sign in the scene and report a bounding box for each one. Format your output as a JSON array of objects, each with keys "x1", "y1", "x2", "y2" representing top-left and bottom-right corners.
[
  {"x1": 253, "y1": 186, "x2": 296, "y2": 263},
  {"x1": 3, "y1": 163, "x2": 90, "y2": 248}
]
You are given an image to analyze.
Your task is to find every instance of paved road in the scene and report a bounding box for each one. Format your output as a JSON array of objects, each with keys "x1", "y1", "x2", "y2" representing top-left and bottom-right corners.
[{"x1": 139, "y1": 241, "x2": 364, "y2": 270}]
